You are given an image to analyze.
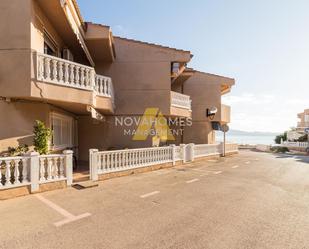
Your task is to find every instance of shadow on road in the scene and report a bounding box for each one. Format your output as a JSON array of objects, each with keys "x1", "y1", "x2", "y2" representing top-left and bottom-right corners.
[{"x1": 273, "y1": 153, "x2": 309, "y2": 165}]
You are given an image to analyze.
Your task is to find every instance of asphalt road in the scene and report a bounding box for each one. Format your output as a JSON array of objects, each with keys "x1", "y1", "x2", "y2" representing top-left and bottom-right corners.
[{"x1": 1, "y1": 150, "x2": 309, "y2": 249}]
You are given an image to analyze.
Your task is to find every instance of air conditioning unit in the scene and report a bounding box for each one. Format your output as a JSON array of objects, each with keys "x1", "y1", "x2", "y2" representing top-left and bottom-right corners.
[{"x1": 63, "y1": 48, "x2": 74, "y2": 62}]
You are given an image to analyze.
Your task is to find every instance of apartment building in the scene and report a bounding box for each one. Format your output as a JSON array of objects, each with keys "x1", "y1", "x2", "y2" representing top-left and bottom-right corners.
[
  {"x1": 0, "y1": 0, "x2": 234, "y2": 165},
  {"x1": 297, "y1": 109, "x2": 309, "y2": 132}
]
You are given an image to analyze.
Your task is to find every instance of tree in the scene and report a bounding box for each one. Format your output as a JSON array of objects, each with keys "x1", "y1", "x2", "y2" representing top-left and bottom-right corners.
[
  {"x1": 274, "y1": 131, "x2": 287, "y2": 144},
  {"x1": 33, "y1": 120, "x2": 52, "y2": 155}
]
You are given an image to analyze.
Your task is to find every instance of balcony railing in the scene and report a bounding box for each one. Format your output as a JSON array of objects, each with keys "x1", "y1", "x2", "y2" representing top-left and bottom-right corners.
[
  {"x1": 36, "y1": 52, "x2": 114, "y2": 100},
  {"x1": 171, "y1": 91, "x2": 192, "y2": 110}
]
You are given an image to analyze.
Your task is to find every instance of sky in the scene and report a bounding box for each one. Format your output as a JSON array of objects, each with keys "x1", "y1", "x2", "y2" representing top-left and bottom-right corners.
[{"x1": 77, "y1": 0, "x2": 309, "y2": 133}]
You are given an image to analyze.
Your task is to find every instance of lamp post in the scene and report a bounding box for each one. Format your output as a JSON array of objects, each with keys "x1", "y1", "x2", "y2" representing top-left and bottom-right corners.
[{"x1": 221, "y1": 124, "x2": 229, "y2": 157}]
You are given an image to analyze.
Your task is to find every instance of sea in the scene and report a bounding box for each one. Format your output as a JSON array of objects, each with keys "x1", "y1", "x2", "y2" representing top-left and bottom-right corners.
[{"x1": 216, "y1": 131, "x2": 278, "y2": 145}]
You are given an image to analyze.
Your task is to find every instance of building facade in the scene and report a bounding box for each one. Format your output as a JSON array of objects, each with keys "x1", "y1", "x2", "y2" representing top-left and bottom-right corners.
[{"x1": 0, "y1": 0, "x2": 235, "y2": 164}]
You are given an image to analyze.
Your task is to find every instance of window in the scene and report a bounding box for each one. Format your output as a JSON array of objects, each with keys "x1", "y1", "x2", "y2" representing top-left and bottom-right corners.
[
  {"x1": 50, "y1": 113, "x2": 73, "y2": 150},
  {"x1": 305, "y1": 115, "x2": 309, "y2": 122},
  {"x1": 44, "y1": 31, "x2": 58, "y2": 56}
]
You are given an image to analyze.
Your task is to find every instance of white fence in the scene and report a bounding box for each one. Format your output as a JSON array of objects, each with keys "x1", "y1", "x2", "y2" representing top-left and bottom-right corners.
[
  {"x1": 0, "y1": 156, "x2": 31, "y2": 189},
  {"x1": 194, "y1": 144, "x2": 221, "y2": 158},
  {"x1": 90, "y1": 143, "x2": 238, "y2": 179},
  {"x1": 0, "y1": 151, "x2": 73, "y2": 191},
  {"x1": 36, "y1": 52, "x2": 114, "y2": 100},
  {"x1": 282, "y1": 142, "x2": 309, "y2": 148}
]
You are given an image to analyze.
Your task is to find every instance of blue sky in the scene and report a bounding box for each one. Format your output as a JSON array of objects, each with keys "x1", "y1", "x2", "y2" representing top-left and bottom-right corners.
[{"x1": 77, "y1": 0, "x2": 309, "y2": 132}]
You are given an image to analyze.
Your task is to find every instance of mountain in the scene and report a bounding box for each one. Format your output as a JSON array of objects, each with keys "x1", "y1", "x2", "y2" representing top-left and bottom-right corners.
[{"x1": 227, "y1": 129, "x2": 280, "y2": 136}]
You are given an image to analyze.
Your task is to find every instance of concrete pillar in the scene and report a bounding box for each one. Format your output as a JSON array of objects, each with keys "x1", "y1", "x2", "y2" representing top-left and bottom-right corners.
[
  {"x1": 89, "y1": 149, "x2": 99, "y2": 181},
  {"x1": 63, "y1": 150, "x2": 73, "y2": 186},
  {"x1": 29, "y1": 152, "x2": 40, "y2": 193}
]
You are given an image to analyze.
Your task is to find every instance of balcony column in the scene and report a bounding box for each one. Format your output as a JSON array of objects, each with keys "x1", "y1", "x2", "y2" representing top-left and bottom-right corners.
[
  {"x1": 69, "y1": 64, "x2": 75, "y2": 85},
  {"x1": 44, "y1": 58, "x2": 51, "y2": 80},
  {"x1": 58, "y1": 62, "x2": 64, "y2": 83},
  {"x1": 75, "y1": 66, "x2": 80, "y2": 86},
  {"x1": 85, "y1": 69, "x2": 90, "y2": 87},
  {"x1": 80, "y1": 68, "x2": 85, "y2": 87},
  {"x1": 52, "y1": 59, "x2": 58, "y2": 81},
  {"x1": 90, "y1": 69, "x2": 96, "y2": 90},
  {"x1": 64, "y1": 63, "x2": 69, "y2": 84}
]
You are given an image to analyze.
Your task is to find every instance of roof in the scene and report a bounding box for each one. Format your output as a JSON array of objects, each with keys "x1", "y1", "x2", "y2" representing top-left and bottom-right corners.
[
  {"x1": 185, "y1": 68, "x2": 235, "y2": 83},
  {"x1": 114, "y1": 36, "x2": 193, "y2": 56},
  {"x1": 72, "y1": 0, "x2": 86, "y2": 29},
  {"x1": 85, "y1": 22, "x2": 111, "y2": 31}
]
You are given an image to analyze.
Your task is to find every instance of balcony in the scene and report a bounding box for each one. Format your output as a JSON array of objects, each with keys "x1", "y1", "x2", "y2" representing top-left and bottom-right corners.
[
  {"x1": 220, "y1": 104, "x2": 231, "y2": 124},
  {"x1": 170, "y1": 91, "x2": 192, "y2": 117},
  {"x1": 297, "y1": 122, "x2": 309, "y2": 128},
  {"x1": 34, "y1": 52, "x2": 114, "y2": 113}
]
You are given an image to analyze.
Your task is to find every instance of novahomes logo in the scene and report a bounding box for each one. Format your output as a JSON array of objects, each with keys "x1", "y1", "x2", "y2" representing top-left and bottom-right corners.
[{"x1": 115, "y1": 108, "x2": 192, "y2": 142}]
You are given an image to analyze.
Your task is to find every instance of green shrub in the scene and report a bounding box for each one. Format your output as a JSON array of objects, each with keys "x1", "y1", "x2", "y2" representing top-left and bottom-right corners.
[
  {"x1": 8, "y1": 144, "x2": 29, "y2": 156},
  {"x1": 274, "y1": 131, "x2": 287, "y2": 144},
  {"x1": 33, "y1": 120, "x2": 52, "y2": 155},
  {"x1": 270, "y1": 146, "x2": 289, "y2": 153}
]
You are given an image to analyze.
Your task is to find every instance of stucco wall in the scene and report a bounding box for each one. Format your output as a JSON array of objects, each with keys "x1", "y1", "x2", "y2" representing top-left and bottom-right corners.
[
  {"x1": 78, "y1": 115, "x2": 157, "y2": 161},
  {"x1": 180, "y1": 72, "x2": 224, "y2": 144},
  {"x1": 0, "y1": 101, "x2": 49, "y2": 153},
  {"x1": 0, "y1": 0, "x2": 32, "y2": 97},
  {"x1": 30, "y1": 0, "x2": 66, "y2": 53},
  {"x1": 95, "y1": 37, "x2": 190, "y2": 116},
  {"x1": 0, "y1": 100, "x2": 77, "y2": 155}
]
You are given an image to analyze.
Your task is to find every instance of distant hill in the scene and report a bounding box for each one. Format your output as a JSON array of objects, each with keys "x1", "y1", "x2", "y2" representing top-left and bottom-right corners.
[{"x1": 228, "y1": 129, "x2": 280, "y2": 137}]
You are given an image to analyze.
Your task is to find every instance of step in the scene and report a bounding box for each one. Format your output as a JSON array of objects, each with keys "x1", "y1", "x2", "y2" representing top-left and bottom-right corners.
[
  {"x1": 73, "y1": 175, "x2": 90, "y2": 183},
  {"x1": 72, "y1": 180, "x2": 99, "y2": 190}
]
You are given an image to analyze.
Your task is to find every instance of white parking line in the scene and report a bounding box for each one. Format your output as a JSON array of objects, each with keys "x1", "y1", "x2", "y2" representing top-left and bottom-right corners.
[
  {"x1": 232, "y1": 165, "x2": 239, "y2": 169},
  {"x1": 35, "y1": 194, "x2": 91, "y2": 227},
  {"x1": 186, "y1": 178, "x2": 199, "y2": 183},
  {"x1": 140, "y1": 191, "x2": 160, "y2": 198},
  {"x1": 213, "y1": 171, "x2": 222, "y2": 175}
]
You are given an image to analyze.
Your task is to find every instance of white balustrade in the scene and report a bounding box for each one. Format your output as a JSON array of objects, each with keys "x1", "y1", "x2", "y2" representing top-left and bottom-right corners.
[
  {"x1": 94, "y1": 147, "x2": 173, "y2": 174},
  {"x1": 282, "y1": 142, "x2": 308, "y2": 148},
  {"x1": 174, "y1": 146, "x2": 181, "y2": 161},
  {"x1": 224, "y1": 143, "x2": 239, "y2": 153},
  {"x1": 194, "y1": 144, "x2": 221, "y2": 158},
  {"x1": 171, "y1": 91, "x2": 192, "y2": 110},
  {"x1": 37, "y1": 53, "x2": 94, "y2": 90},
  {"x1": 38, "y1": 155, "x2": 66, "y2": 183},
  {"x1": 0, "y1": 156, "x2": 30, "y2": 189},
  {"x1": 91, "y1": 143, "x2": 238, "y2": 178},
  {"x1": 36, "y1": 52, "x2": 114, "y2": 102},
  {"x1": 95, "y1": 74, "x2": 113, "y2": 97}
]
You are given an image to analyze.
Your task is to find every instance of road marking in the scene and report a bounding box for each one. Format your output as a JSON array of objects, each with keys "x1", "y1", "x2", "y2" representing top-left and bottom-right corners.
[
  {"x1": 35, "y1": 194, "x2": 91, "y2": 227},
  {"x1": 213, "y1": 171, "x2": 222, "y2": 174},
  {"x1": 232, "y1": 165, "x2": 239, "y2": 169},
  {"x1": 140, "y1": 191, "x2": 160, "y2": 198},
  {"x1": 186, "y1": 178, "x2": 199, "y2": 183},
  {"x1": 245, "y1": 161, "x2": 251, "y2": 164},
  {"x1": 207, "y1": 160, "x2": 218, "y2": 162},
  {"x1": 169, "y1": 182, "x2": 178, "y2": 186}
]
